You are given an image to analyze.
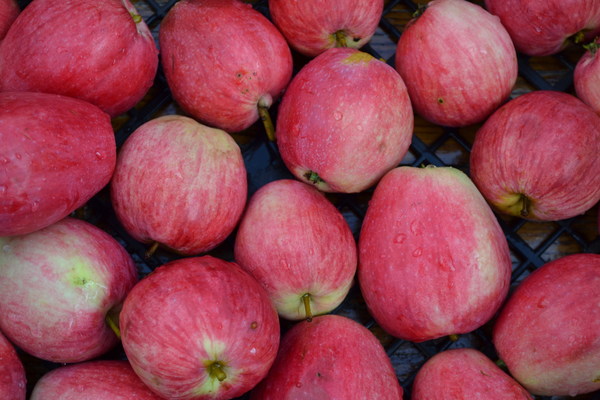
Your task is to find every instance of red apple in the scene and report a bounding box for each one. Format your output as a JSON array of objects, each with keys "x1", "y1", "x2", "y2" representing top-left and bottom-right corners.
[
  {"x1": 0, "y1": 0, "x2": 18, "y2": 40},
  {"x1": 470, "y1": 90, "x2": 600, "y2": 221},
  {"x1": 269, "y1": 0, "x2": 383, "y2": 57},
  {"x1": 250, "y1": 314, "x2": 403, "y2": 399},
  {"x1": 358, "y1": 166, "x2": 512, "y2": 342},
  {"x1": 493, "y1": 253, "x2": 600, "y2": 396},
  {"x1": 276, "y1": 47, "x2": 413, "y2": 193},
  {"x1": 0, "y1": 217, "x2": 138, "y2": 363},
  {"x1": 159, "y1": 0, "x2": 292, "y2": 135},
  {"x1": 485, "y1": 0, "x2": 600, "y2": 56},
  {"x1": 110, "y1": 115, "x2": 247, "y2": 255},
  {"x1": 0, "y1": 330, "x2": 26, "y2": 400},
  {"x1": 120, "y1": 256, "x2": 280, "y2": 400},
  {"x1": 575, "y1": 39, "x2": 600, "y2": 114},
  {"x1": 412, "y1": 348, "x2": 533, "y2": 400},
  {"x1": 395, "y1": 0, "x2": 517, "y2": 127},
  {"x1": 0, "y1": 91, "x2": 116, "y2": 237},
  {"x1": 234, "y1": 179, "x2": 357, "y2": 320},
  {"x1": 30, "y1": 360, "x2": 162, "y2": 400},
  {"x1": 0, "y1": 0, "x2": 158, "y2": 117}
]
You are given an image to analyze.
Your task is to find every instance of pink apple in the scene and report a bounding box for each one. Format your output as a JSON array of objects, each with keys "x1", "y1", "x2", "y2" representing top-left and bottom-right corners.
[
  {"x1": 276, "y1": 47, "x2": 413, "y2": 193},
  {"x1": 159, "y1": 0, "x2": 292, "y2": 135},
  {"x1": 0, "y1": 330, "x2": 26, "y2": 400},
  {"x1": 470, "y1": 90, "x2": 600, "y2": 221},
  {"x1": 0, "y1": 0, "x2": 18, "y2": 40},
  {"x1": 0, "y1": 217, "x2": 138, "y2": 363},
  {"x1": 110, "y1": 115, "x2": 247, "y2": 255},
  {"x1": 0, "y1": 91, "x2": 116, "y2": 237},
  {"x1": 575, "y1": 39, "x2": 600, "y2": 114},
  {"x1": 493, "y1": 253, "x2": 600, "y2": 396},
  {"x1": 412, "y1": 348, "x2": 533, "y2": 400},
  {"x1": 485, "y1": 0, "x2": 600, "y2": 56},
  {"x1": 0, "y1": 0, "x2": 158, "y2": 117},
  {"x1": 234, "y1": 179, "x2": 357, "y2": 320},
  {"x1": 395, "y1": 0, "x2": 517, "y2": 127},
  {"x1": 269, "y1": 0, "x2": 383, "y2": 57},
  {"x1": 358, "y1": 166, "x2": 512, "y2": 342},
  {"x1": 30, "y1": 360, "x2": 162, "y2": 400},
  {"x1": 120, "y1": 256, "x2": 280, "y2": 400},
  {"x1": 250, "y1": 314, "x2": 403, "y2": 399}
]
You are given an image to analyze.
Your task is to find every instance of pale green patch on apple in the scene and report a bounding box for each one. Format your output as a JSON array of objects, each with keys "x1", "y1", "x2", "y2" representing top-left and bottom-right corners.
[
  {"x1": 59, "y1": 257, "x2": 108, "y2": 307},
  {"x1": 273, "y1": 281, "x2": 353, "y2": 321},
  {"x1": 193, "y1": 338, "x2": 237, "y2": 396},
  {"x1": 341, "y1": 51, "x2": 374, "y2": 65},
  {"x1": 495, "y1": 192, "x2": 534, "y2": 218}
]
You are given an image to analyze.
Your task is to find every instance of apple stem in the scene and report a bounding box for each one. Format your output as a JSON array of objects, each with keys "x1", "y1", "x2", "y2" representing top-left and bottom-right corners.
[
  {"x1": 208, "y1": 362, "x2": 227, "y2": 382},
  {"x1": 145, "y1": 241, "x2": 159, "y2": 259},
  {"x1": 302, "y1": 293, "x2": 313, "y2": 322},
  {"x1": 583, "y1": 40, "x2": 600, "y2": 55},
  {"x1": 448, "y1": 334, "x2": 459, "y2": 342},
  {"x1": 334, "y1": 30, "x2": 348, "y2": 48},
  {"x1": 105, "y1": 304, "x2": 122, "y2": 339},
  {"x1": 495, "y1": 359, "x2": 508, "y2": 370},
  {"x1": 258, "y1": 105, "x2": 276, "y2": 142},
  {"x1": 304, "y1": 170, "x2": 325, "y2": 186},
  {"x1": 520, "y1": 195, "x2": 530, "y2": 218}
]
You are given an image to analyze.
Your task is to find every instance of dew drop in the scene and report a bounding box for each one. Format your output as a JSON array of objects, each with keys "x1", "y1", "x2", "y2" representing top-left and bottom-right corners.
[
  {"x1": 95, "y1": 151, "x2": 105, "y2": 160},
  {"x1": 333, "y1": 111, "x2": 343, "y2": 121},
  {"x1": 249, "y1": 347, "x2": 257, "y2": 355},
  {"x1": 15, "y1": 153, "x2": 22, "y2": 160},
  {"x1": 393, "y1": 233, "x2": 406, "y2": 244},
  {"x1": 0, "y1": 157, "x2": 8, "y2": 164},
  {"x1": 31, "y1": 200, "x2": 40, "y2": 212},
  {"x1": 412, "y1": 248, "x2": 423, "y2": 257},
  {"x1": 295, "y1": 382, "x2": 303, "y2": 388}
]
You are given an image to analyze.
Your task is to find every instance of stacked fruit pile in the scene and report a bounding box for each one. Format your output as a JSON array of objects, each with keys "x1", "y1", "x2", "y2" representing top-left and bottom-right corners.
[{"x1": 1, "y1": 0, "x2": 600, "y2": 399}]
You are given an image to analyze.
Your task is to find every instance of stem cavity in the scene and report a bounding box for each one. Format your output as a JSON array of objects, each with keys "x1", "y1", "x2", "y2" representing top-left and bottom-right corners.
[{"x1": 208, "y1": 362, "x2": 227, "y2": 382}]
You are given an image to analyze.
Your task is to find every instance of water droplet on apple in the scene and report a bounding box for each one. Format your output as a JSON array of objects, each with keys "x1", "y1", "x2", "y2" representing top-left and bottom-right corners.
[
  {"x1": 0, "y1": 157, "x2": 8, "y2": 164},
  {"x1": 295, "y1": 382, "x2": 303, "y2": 388},
  {"x1": 15, "y1": 153, "x2": 22, "y2": 160},
  {"x1": 95, "y1": 151, "x2": 105, "y2": 160},
  {"x1": 249, "y1": 347, "x2": 257, "y2": 355},
  {"x1": 31, "y1": 200, "x2": 40, "y2": 212},
  {"x1": 333, "y1": 111, "x2": 343, "y2": 121},
  {"x1": 412, "y1": 248, "x2": 423, "y2": 257},
  {"x1": 393, "y1": 233, "x2": 406, "y2": 244}
]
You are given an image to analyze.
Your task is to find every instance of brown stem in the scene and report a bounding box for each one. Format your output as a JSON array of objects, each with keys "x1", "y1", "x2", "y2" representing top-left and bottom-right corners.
[
  {"x1": 258, "y1": 105, "x2": 276, "y2": 142},
  {"x1": 145, "y1": 241, "x2": 159, "y2": 259},
  {"x1": 302, "y1": 293, "x2": 313, "y2": 322},
  {"x1": 334, "y1": 30, "x2": 348, "y2": 48},
  {"x1": 520, "y1": 195, "x2": 530, "y2": 218}
]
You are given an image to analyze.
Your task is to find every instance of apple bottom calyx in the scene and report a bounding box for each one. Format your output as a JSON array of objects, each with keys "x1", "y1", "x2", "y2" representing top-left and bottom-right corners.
[{"x1": 207, "y1": 361, "x2": 227, "y2": 382}]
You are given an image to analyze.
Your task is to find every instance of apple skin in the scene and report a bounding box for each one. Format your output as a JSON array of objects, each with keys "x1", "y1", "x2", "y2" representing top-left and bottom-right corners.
[
  {"x1": 269, "y1": 0, "x2": 383, "y2": 57},
  {"x1": 395, "y1": 0, "x2": 517, "y2": 127},
  {"x1": 0, "y1": 330, "x2": 26, "y2": 400},
  {"x1": 120, "y1": 256, "x2": 280, "y2": 400},
  {"x1": 276, "y1": 47, "x2": 413, "y2": 193},
  {"x1": 159, "y1": 0, "x2": 292, "y2": 133},
  {"x1": 0, "y1": 91, "x2": 116, "y2": 237},
  {"x1": 110, "y1": 115, "x2": 247, "y2": 255},
  {"x1": 485, "y1": 0, "x2": 600, "y2": 56},
  {"x1": 470, "y1": 90, "x2": 600, "y2": 221},
  {"x1": 0, "y1": 0, "x2": 18, "y2": 40},
  {"x1": 358, "y1": 166, "x2": 512, "y2": 342},
  {"x1": 575, "y1": 39, "x2": 600, "y2": 114},
  {"x1": 30, "y1": 360, "x2": 162, "y2": 400},
  {"x1": 493, "y1": 253, "x2": 600, "y2": 396},
  {"x1": 0, "y1": 0, "x2": 158, "y2": 117},
  {"x1": 234, "y1": 179, "x2": 357, "y2": 320},
  {"x1": 412, "y1": 348, "x2": 533, "y2": 400},
  {"x1": 250, "y1": 314, "x2": 403, "y2": 400},
  {"x1": 0, "y1": 217, "x2": 138, "y2": 363}
]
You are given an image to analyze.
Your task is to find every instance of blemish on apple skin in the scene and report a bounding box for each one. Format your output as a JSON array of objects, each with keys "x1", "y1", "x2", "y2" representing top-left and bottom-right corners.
[
  {"x1": 437, "y1": 97, "x2": 444, "y2": 104},
  {"x1": 250, "y1": 321, "x2": 258, "y2": 329}
]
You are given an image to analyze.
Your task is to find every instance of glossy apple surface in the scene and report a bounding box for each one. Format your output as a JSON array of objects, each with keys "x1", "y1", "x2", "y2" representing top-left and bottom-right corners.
[
  {"x1": 0, "y1": 330, "x2": 26, "y2": 400},
  {"x1": 234, "y1": 179, "x2": 357, "y2": 320},
  {"x1": 493, "y1": 253, "x2": 600, "y2": 396},
  {"x1": 160, "y1": 0, "x2": 292, "y2": 133},
  {"x1": 0, "y1": 217, "x2": 138, "y2": 363},
  {"x1": 358, "y1": 166, "x2": 511, "y2": 342},
  {"x1": 30, "y1": 360, "x2": 162, "y2": 400},
  {"x1": 485, "y1": 0, "x2": 600, "y2": 56},
  {"x1": 412, "y1": 348, "x2": 533, "y2": 400},
  {"x1": 0, "y1": 0, "x2": 158, "y2": 117},
  {"x1": 269, "y1": 0, "x2": 383, "y2": 57},
  {"x1": 0, "y1": 0, "x2": 18, "y2": 40},
  {"x1": 250, "y1": 314, "x2": 403, "y2": 399},
  {"x1": 111, "y1": 115, "x2": 247, "y2": 255},
  {"x1": 395, "y1": 0, "x2": 517, "y2": 127},
  {"x1": 276, "y1": 48, "x2": 413, "y2": 193},
  {"x1": 470, "y1": 90, "x2": 600, "y2": 221},
  {"x1": 120, "y1": 256, "x2": 280, "y2": 400},
  {"x1": 0, "y1": 91, "x2": 116, "y2": 237},
  {"x1": 575, "y1": 39, "x2": 600, "y2": 114}
]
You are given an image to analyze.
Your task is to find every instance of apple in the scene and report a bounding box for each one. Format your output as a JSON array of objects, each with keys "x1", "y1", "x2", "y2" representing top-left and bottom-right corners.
[
  {"x1": 0, "y1": 330, "x2": 26, "y2": 400},
  {"x1": 0, "y1": 217, "x2": 138, "y2": 363},
  {"x1": 110, "y1": 115, "x2": 247, "y2": 256},
  {"x1": 575, "y1": 38, "x2": 600, "y2": 114},
  {"x1": 234, "y1": 179, "x2": 357, "y2": 320},
  {"x1": 485, "y1": 0, "x2": 600, "y2": 56},
  {"x1": 394, "y1": 0, "x2": 517, "y2": 127},
  {"x1": 0, "y1": 0, "x2": 18, "y2": 40},
  {"x1": 412, "y1": 348, "x2": 533, "y2": 400},
  {"x1": 0, "y1": 91, "x2": 116, "y2": 237},
  {"x1": 0, "y1": 0, "x2": 158, "y2": 117},
  {"x1": 159, "y1": 0, "x2": 292, "y2": 137},
  {"x1": 276, "y1": 47, "x2": 413, "y2": 193},
  {"x1": 493, "y1": 253, "x2": 600, "y2": 396},
  {"x1": 249, "y1": 314, "x2": 403, "y2": 399},
  {"x1": 358, "y1": 166, "x2": 512, "y2": 342},
  {"x1": 120, "y1": 255, "x2": 280, "y2": 400},
  {"x1": 470, "y1": 90, "x2": 600, "y2": 221},
  {"x1": 30, "y1": 360, "x2": 162, "y2": 400},
  {"x1": 269, "y1": 0, "x2": 383, "y2": 57}
]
